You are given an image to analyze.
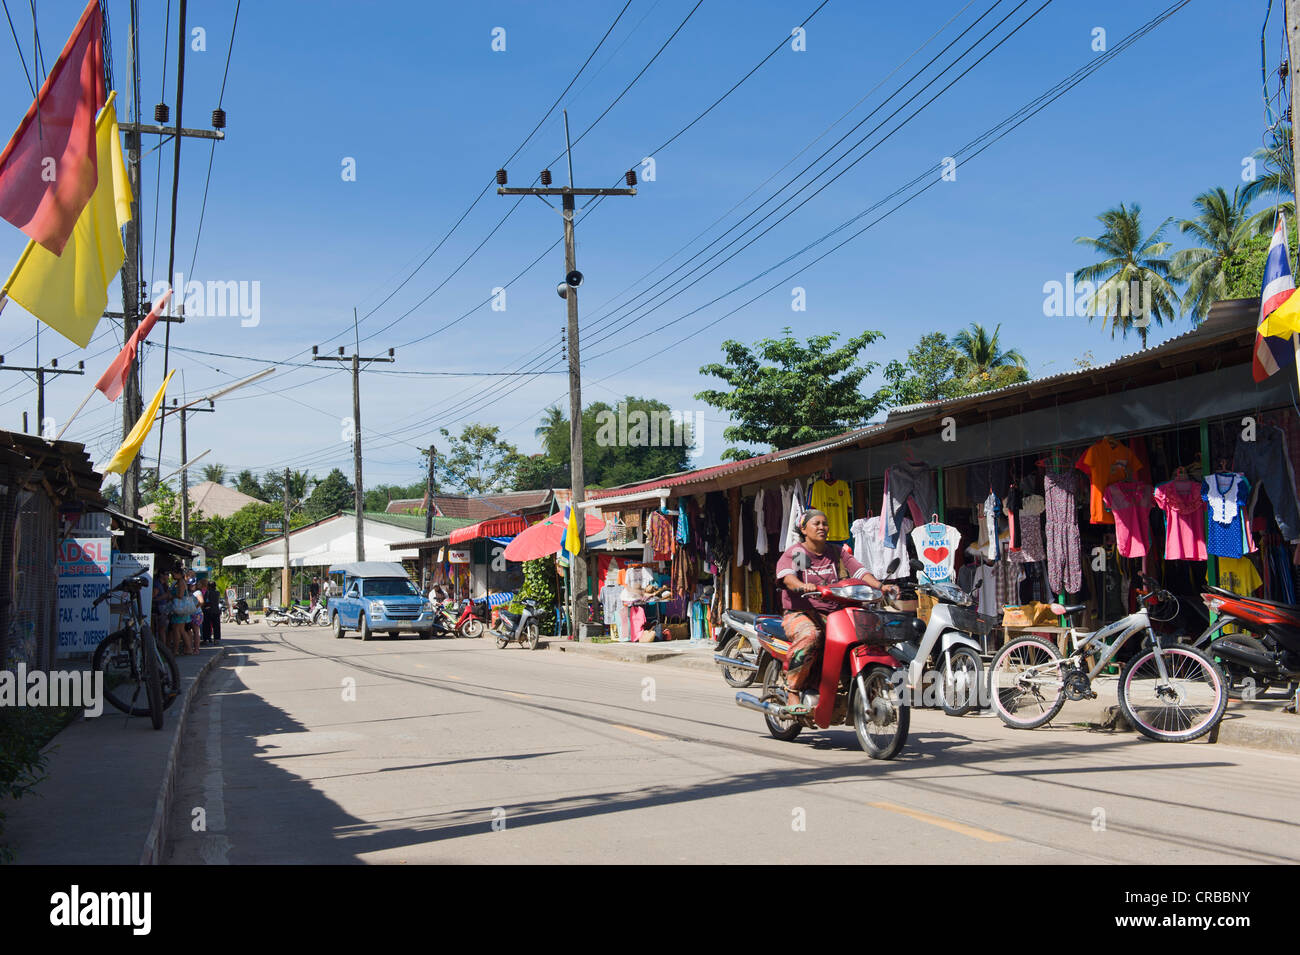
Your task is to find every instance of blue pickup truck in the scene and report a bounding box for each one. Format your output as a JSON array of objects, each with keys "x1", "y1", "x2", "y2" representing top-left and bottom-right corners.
[{"x1": 328, "y1": 561, "x2": 438, "y2": 640}]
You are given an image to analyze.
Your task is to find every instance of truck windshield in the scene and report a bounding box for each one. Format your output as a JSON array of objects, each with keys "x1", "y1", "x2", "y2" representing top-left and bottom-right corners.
[{"x1": 362, "y1": 579, "x2": 420, "y2": 597}]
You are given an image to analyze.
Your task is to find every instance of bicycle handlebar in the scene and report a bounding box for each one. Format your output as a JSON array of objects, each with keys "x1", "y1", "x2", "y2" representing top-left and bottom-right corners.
[{"x1": 92, "y1": 571, "x2": 150, "y2": 607}]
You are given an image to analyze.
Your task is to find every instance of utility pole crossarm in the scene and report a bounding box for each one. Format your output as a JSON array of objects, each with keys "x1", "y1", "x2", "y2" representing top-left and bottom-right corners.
[{"x1": 497, "y1": 187, "x2": 636, "y2": 197}]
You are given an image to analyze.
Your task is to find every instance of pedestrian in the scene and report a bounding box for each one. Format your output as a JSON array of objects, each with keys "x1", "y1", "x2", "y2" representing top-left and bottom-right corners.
[
  {"x1": 197, "y1": 578, "x2": 221, "y2": 645},
  {"x1": 310, "y1": 577, "x2": 320, "y2": 608},
  {"x1": 168, "y1": 572, "x2": 196, "y2": 655},
  {"x1": 152, "y1": 570, "x2": 171, "y2": 648}
]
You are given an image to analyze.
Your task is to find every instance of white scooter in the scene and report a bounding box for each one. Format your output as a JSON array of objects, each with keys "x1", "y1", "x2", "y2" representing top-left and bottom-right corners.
[{"x1": 888, "y1": 561, "x2": 994, "y2": 716}]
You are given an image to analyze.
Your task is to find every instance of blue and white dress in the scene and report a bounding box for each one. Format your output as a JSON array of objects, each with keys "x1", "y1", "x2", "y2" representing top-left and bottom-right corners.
[{"x1": 1202, "y1": 472, "x2": 1253, "y2": 559}]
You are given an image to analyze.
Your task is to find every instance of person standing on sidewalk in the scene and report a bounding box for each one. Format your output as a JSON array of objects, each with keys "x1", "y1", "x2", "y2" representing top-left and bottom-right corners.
[{"x1": 199, "y1": 578, "x2": 222, "y2": 645}]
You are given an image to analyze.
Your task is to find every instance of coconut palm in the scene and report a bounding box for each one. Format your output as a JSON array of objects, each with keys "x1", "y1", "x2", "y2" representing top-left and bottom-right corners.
[
  {"x1": 1171, "y1": 186, "x2": 1254, "y2": 321},
  {"x1": 1074, "y1": 203, "x2": 1179, "y2": 348},
  {"x1": 951, "y1": 323, "x2": 1027, "y2": 384},
  {"x1": 535, "y1": 405, "x2": 565, "y2": 440},
  {"x1": 1243, "y1": 122, "x2": 1294, "y2": 235},
  {"x1": 201, "y1": 463, "x2": 227, "y2": 485}
]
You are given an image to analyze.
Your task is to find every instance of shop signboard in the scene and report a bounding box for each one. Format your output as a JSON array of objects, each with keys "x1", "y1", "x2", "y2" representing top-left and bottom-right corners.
[
  {"x1": 448, "y1": 549, "x2": 470, "y2": 564},
  {"x1": 55, "y1": 537, "x2": 112, "y2": 658},
  {"x1": 109, "y1": 553, "x2": 155, "y2": 633}
]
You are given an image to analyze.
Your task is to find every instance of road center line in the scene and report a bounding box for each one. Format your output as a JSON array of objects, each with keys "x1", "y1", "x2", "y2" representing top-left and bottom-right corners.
[
  {"x1": 503, "y1": 691, "x2": 530, "y2": 699},
  {"x1": 611, "y1": 724, "x2": 668, "y2": 741},
  {"x1": 869, "y1": 801, "x2": 1010, "y2": 843}
]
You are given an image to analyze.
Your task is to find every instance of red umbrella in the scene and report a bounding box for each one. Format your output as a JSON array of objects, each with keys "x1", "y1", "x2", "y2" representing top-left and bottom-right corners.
[{"x1": 503, "y1": 510, "x2": 606, "y2": 562}]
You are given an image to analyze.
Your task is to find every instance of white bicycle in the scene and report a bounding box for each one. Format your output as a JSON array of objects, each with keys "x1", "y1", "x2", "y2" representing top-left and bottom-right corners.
[{"x1": 988, "y1": 577, "x2": 1227, "y2": 742}]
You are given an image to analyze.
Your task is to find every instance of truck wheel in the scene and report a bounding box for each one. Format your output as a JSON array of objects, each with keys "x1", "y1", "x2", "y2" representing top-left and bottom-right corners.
[
  {"x1": 358, "y1": 615, "x2": 370, "y2": 641},
  {"x1": 332, "y1": 613, "x2": 344, "y2": 639}
]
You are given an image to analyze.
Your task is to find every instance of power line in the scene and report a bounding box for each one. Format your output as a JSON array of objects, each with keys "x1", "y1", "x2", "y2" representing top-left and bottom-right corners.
[{"x1": 1, "y1": 0, "x2": 34, "y2": 95}]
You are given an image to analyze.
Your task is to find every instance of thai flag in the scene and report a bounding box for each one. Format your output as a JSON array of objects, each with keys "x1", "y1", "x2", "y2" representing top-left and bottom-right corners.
[{"x1": 1253, "y1": 214, "x2": 1296, "y2": 382}]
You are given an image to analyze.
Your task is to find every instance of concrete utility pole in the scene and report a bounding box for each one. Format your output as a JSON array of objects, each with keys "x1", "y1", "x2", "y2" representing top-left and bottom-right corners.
[
  {"x1": 0, "y1": 358, "x2": 85, "y2": 437},
  {"x1": 495, "y1": 110, "x2": 636, "y2": 636},
  {"x1": 282, "y1": 467, "x2": 290, "y2": 607},
  {"x1": 1289, "y1": 0, "x2": 1300, "y2": 204},
  {"x1": 311, "y1": 345, "x2": 396, "y2": 562},
  {"x1": 162, "y1": 397, "x2": 214, "y2": 539},
  {"x1": 423, "y1": 444, "x2": 436, "y2": 588}
]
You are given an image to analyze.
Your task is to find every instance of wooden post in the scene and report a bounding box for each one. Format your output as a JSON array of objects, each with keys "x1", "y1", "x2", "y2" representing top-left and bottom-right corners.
[{"x1": 728, "y1": 487, "x2": 744, "y2": 610}]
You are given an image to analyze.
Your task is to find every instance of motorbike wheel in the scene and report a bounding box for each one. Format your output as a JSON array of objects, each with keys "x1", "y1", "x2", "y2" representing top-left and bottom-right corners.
[
  {"x1": 267, "y1": 614, "x2": 281, "y2": 627},
  {"x1": 525, "y1": 621, "x2": 540, "y2": 650},
  {"x1": 358, "y1": 615, "x2": 371, "y2": 642},
  {"x1": 1118, "y1": 643, "x2": 1227, "y2": 743},
  {"x1": 853, "y1": 665, "x2": 909, "y2": 760},
  {"x1": 988, "y1": 634, "x2": 1066, "y2": 729},
  {"x1": 463, "y1": 618, "x2": 485, "y2": 639},
  {"x1": 496, "y1": 631, "x2": 510, "y2": 649},
  {"x1": 940, "y1": 646, "x2": 984, "y2": 717},
  {"x1": 719, "y1": 632, "x2": 758, "y2": 688},
  {"x1": 332, "y1": 614, "x2": 344, "y2": 639},
  {"x1": 760, "y1": 659, "x2": 802, "y2": 741}
]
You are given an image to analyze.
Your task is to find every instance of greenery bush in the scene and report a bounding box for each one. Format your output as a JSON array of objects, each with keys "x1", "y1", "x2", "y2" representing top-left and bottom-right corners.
[
  {"x1": 511, "y1": 558, "x2": 558, "y2": 635},
  {"x1": 0, "y1": 705, "x2": 78, "y2": 862}
]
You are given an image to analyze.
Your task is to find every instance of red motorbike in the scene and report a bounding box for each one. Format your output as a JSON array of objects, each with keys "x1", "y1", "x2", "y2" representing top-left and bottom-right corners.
[
  {"x1": 453, "y1": 597, "x2": 492, "y2": 638},
  {"x1": 731, "y1": 580, "x2": 922, "y2": 759},
  {"x1": 1192, "y1": 585, "x2": 1300, "y2": 696}
]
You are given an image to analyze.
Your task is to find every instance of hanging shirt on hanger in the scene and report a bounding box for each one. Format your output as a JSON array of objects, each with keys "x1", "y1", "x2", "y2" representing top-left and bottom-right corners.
[
  {"x1": 1153, "y1": 478, "x2": 1208, "y2": 561},
  {"x1": 810, "y1": 477, "x2": 851, "y2": 540},
  {"x1": 1102, "y1": 480, "x2": 1155, "y2": 558},
  {"x1": 910, "y1": 521, "x2": 961, "y2": 583},
  {"x1": 1203, "y1": 472, "x2": 1255, "y2": 559},
  {"x1": 782, "y1": 479, "x2": 806, "y2": 550},
  {"x1": 983, "y1": 492, "x2": 1001, "y2": 559},
  {"x1": 754, "y1": 489, "x2": 768, "y2": 557},
  {"x1": 1233, "y1": 427, "x2": 1300, "y2": 541},
  {"x1": 1076, "y1": 438, "x2": 1142, "y2": 524},
  {"x1": 852, "y1": 514, "x2": 910, "y2": 585}
]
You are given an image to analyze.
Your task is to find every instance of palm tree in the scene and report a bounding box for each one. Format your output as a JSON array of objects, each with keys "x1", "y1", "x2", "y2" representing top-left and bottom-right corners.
[
  {"x1": 1171, "y1": 186, "x2": 1254, "y2": 322},
  {"x1": 951, "y1": 323, "x2": 1027, "y2": 384},
  {"x1": 1074, "y1": 203, "x2": 1179, "y2": 349},
  {"x1": 1244, "y1": 122, "x2": 1294, "y2": 235},
  {"x1": 535, "y1": 405, "x2": 565, "y2": 441},
  {"x1": 201, "y1": 463, "x2": 227, "y2": 485}
]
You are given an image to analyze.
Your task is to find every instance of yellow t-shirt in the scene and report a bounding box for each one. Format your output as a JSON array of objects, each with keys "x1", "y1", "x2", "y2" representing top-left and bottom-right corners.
[
  {"x1": 1076, "y1": 440, "x2": 1142, "y2": 524},
  {"x1": 810, "y1": 479, "x2": 851, "y2": 540},
  {"x1": 1217, "y1": 556, "x2": 1263, "y2": 635}
]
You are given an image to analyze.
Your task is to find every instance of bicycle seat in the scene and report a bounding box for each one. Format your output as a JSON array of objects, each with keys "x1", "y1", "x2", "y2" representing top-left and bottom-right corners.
[{"x1": 1051, "y1": 603, "x2": 1087, "y2": 617}]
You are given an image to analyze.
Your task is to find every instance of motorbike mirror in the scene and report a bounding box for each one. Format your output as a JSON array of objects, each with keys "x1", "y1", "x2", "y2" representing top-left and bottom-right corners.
[
  {"x1": 886, "y1": 557, "x2": 901, "y2": 575},
  {"x1": 909, "y1": 559, "x2": 924, "y2": 572}
]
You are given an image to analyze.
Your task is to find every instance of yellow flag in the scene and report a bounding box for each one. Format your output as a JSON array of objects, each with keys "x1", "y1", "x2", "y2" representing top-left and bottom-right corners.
[
  {"x1": 564, "y1": 504, "x2": 582, "y2": 555},
  {"x1": 102, "y1": 369, "x2": 174, "y2": 476},
  {"x1": 1259, "y1": 290, "x2": 1300, "y2": 339},
  {"x1": 2, "y1": 92, "x2": 131, "y2": 348}
]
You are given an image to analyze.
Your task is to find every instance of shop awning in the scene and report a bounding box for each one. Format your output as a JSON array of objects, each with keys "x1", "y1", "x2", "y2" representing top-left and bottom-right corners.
[{"x1": 448, "y1": 515, "x2": 529, "y2": 545}]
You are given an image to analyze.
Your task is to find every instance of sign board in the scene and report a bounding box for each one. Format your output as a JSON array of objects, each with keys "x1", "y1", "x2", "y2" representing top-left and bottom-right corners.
[
  {"x1": 55, "y1": 537, "x2": 112, "y2": 658},
  {"x1": 448, "y1": 549, "x2": 471, "y2": 564},
  {"x1": 63, "y1": 510, "x2": 111, "y2": 536},
  {"x1": 261, "y1": 521, "x2": 283, "y2": 533},
  {"x1": 109, "y1": 553, "x2": 155, "y2": 634},
  {"x1": 191, "y1": 549, "x2": 207, "y2": 573}
]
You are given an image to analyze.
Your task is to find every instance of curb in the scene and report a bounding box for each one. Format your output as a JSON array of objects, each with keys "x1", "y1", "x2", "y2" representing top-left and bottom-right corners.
[
  {"x1": 139, "y1": 646, "x2": 226, "y2": 866},
  {"x1": 545, "y1": 639, "x2": 719, "y2": 672}
]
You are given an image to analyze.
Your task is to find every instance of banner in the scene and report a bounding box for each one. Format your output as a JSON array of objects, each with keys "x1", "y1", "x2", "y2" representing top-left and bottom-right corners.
[
  {"x1": 55, "y1": 537, "x2": 111, "y2": 657},
  {"x1": 110, "y1": 552, "x2": 154, "y2": 633}
]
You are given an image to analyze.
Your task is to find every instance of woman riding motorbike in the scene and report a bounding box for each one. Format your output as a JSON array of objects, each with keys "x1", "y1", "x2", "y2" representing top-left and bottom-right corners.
[{"x1": 775, "y1": 509, "x2": 900, "y2": 715}]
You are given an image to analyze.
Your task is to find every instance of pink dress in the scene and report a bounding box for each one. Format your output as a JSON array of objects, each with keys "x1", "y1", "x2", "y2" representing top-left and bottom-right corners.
[
  {"x1": 1103, "y1": 481, "x2": 1154, "y2": 558},
  {"x1": 1153, "y1": 479, "x2": 1207, "y2": 561}
]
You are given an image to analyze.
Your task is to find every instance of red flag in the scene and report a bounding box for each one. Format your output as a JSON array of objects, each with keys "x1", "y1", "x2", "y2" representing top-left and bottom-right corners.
[
  {"x1": 95, "y1": 289, "x2": 172, "y2": 401},
  {"x1": 0, "y1": 0, "x2": 105, "y2": 254}
]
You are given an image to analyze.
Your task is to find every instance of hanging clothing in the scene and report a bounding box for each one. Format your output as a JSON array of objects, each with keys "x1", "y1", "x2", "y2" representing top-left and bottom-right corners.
[
  {"x1": 1044, "y1": 471, "x2": 1082, "y2": 594},
  {"x1": 676, "y1": 497, "x2": 690, "y2": 545},
  {"x1": 966, "y1": 461, "x2": 1010, "y2": 501},
  {"x1": 1233, "y1": 427, "x2": 1300, "y2": 541},
  {"x1": 1010, "y1": 493, "x2": 1046, "y2": 563},
  {"x1": 1076, "y1": 438, "x2": 1143, "y2": 524},
  {"x1": 810, "y1": 478, "x2": 852, "y2": 540},
  {"x1": 646, "y1": 510, "x2": 676, "y2": 561},
  {"x1": 851, "y1": 514, "x2": 910, "y2": 589},
  {"x1": 972, "y1": 559, "x2": 1025, "y2": 618},
  {"x1": 754, "y1": 489, "x2": 768, "y2": 557},
  {"x1": 1005, "y1": 483, "x2": 1022, "y2": 551},
  {"x1": 1102, "y1": 480, "x2": 1155, "y2": 558},
  {"x1": 782, "y1": 479, "x2": 806, "y2": 550},
  {"x1": 763, "y1": 487, "x2": 783, "y2": 554},
  {"x1": 910, "y1": 522, "x2": 961, "y2": 583},
  {"x1": 1203, "y1": 472, "x2": 1254, "y2": 559},
  {"x1": 1217, "y1": 556, "x2": 1263, "y2": 596},
  {"x1": 701, "y1": 492, "x2": 730, "y2": 568},
  {"x1": 983, "y1": 492, "x2": 1001, "y2": 559},
  {"x1": 883, "y1": 462, "x2": 936, "y2": 548},
  {"x1": 1154, "y1": 478, "x2": 1208, "y2": 561}
]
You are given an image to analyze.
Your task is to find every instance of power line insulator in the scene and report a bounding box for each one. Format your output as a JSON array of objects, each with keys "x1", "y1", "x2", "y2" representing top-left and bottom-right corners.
[
  {"x1": 211, "y1": 108, "x2": 226, "y2": 129},
  {"x1": 154, "y1": 102, "x2": 170, "y2": 123},
  {"x1": 1282, "y1": 61, "x2": 1290, "y2": 79},
  {"x1": 540, "y1": 169, "x2": 552, "y2": 185},
  {"x1": 495, "y1": 169, "x2": 508, "y2": 185},
  {"x1": 625, "y1": 169, "x2": 637, "y2": 187}
]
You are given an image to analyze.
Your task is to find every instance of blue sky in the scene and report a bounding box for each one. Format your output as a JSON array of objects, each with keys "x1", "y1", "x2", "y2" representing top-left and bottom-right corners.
[{"x1": 0, "y1": 0, "x2": 1279, "y2": 493}]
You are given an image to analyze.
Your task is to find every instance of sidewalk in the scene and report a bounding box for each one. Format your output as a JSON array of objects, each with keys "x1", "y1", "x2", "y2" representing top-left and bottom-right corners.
[
  {"x1": 4, "y1": 644, "x2": 225, "y2": 865},
  {"x1": 544, "y1": 638, "x2": 1300, "y2": 754}
]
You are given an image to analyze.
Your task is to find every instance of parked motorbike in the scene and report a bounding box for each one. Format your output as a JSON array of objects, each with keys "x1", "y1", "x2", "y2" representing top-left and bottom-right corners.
[
  {"x1": 731, "y1": 580, "x2": 916, "y2": 759},
  {"x1": 1192, "y1": 586, "x2": 1300, "y2": 697},
  {"x1": 265, "y1": 606, "x2": 292, "y2": 627},
  {"x1": 234, "y1": 597, "x2": 250, "y2": 625},
  {"x1": 453, "y1": 597, "x2": 491, "y2": 638},
  {"x1": 714, "y1": 609, "x2": 777, "y2": 688},
  {"x1": 287, "y1": 604, "x2": 314, "y2": 626},
  {"x1": 494, "y1": 598, "x2": 542, "y2": 650},
  {"x1": 897, "y1": 563, "x2": 996, "y2": 716}
]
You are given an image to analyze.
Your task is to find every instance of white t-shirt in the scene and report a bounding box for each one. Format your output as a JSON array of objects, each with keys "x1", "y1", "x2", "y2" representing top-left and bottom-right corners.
[{"x1": 910, "y1": 522, "x2": 961, "y2": 583}]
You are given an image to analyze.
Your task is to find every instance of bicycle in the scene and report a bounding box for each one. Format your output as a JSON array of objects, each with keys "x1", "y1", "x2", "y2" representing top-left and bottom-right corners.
[
  {"x1": 987, "y1": 576, "x2": 1227, "y2": 742},
  {"x1": 91, "y1": 572, "x2": 181, "y2": 730}
]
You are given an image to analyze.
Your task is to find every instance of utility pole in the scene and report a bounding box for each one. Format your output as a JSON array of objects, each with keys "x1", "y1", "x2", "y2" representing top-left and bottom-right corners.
[
  {"x1": 423, "y1": 444, "x2": 436, "y2": 589},
  {"x1": 282, "y1": 466, "x2": 291, "y2": 607},
  {"x1": 495, "y1": 110, "x2": 637, "y2": 636},
  {"x1": 162, "y1": 397, "x2": 214, "y2": 539},
  {"x1": 311, "y1": 345, "x2": 396, "y2": 561},
  {"x1": 1290, "y1": 0, "x2": 1300, "y2": 204},
  {"x1": 119, "y1": 0, "x2": 144, "y2": 519},
  {"x1": 0, "y1": 358, "x2": 85, "y2": 437}
]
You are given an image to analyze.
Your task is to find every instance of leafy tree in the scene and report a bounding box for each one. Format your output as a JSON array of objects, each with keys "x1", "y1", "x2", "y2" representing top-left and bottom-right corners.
[
  {"x1": 260, "y1": 469, "x2": 313, "y2": 508},
  {"x1": 233, "y1": 469, "x2": 264, "y2": 500},
  {"x1": 1224, "y1": 218, "x2": 1298, "y2": 299},
  {"x1": 697, "y1": 327, "x2": 884, "y2": 460},
  {"x1": 305, "y1": 468, "x2": 355, "y2": 519},
  {"x1": 874, "y1": 333, "x2": 969, "y2": 410},
  {"x1": 536, "y1": 405, "x2": 565, "y2": 441},
  {"x1": 201, "y1": 463, "x2": 227, "y2": 485},
  {"x1": 1171, "y1": 186, "x2": 1254, "y2": 321},
  {"x1": 951, "y1": 323, "x2": 1027, "y2": 384},
  {"x1": 1074, "y1": 203, "x2": 1180, "y2": 347},
  {"x1": 1243, "y1": 122, "x2": 1294, "y2": 235},
  {"x1": 437, "y1": 424, "x2": 521, "y2": 494},
  {"x1": 363, "y1": 481, "x2": 429, "y2": 512}
]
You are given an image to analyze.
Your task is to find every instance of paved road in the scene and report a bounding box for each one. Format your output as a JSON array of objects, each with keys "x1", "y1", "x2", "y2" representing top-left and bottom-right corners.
[{"x1": 166, "y1": 624, "x2": 1300, "y2": 864}]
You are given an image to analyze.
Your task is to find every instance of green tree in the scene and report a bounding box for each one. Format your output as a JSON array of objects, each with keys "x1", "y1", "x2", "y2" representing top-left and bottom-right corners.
[
  {"x1": 200, "y1": 463, "x2": 227, "y2": 485},
  {"x1": 697, "y1": 327, "x2": 884, "y2": 460},
  {"x1": 233, "y1": 469, "x2": 264, "y2": 500},
  {"x1": 873, "y1": 333, "x2": 967, "y2": 410},
  {"x1": 951, "y1": 322, "x2": 1028, "y2": 384},
  {"x1": 437, "y1": 424, "x2": 521, "y2": 494},
  {"x1": 1224, "y1": 219, "x2": 1298, "y2": 299},
  {"x1": 305, "y1": 468, "x2": 355, "y2": 519},
  {"x1": 363, "y1": 481, "x2": 428, "y2": 512},
  {"x1": 1074, "y1": 203, "x2": 1180, "y2": 347},
  {"x1": 1171, "y1": 186, "x2": 1254, "y2": 321}
]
